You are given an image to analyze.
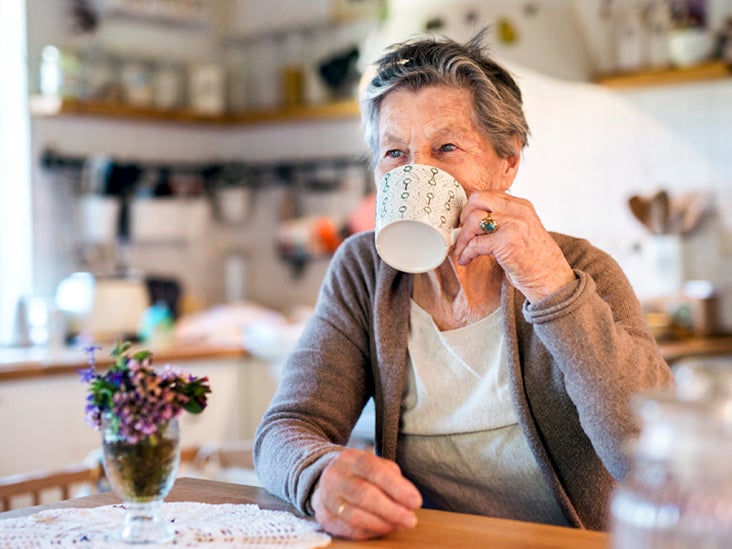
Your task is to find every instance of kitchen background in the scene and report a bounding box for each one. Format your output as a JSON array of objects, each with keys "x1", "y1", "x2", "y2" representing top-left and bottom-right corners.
[{"x1": 12, "y1": 0, "x2": 732, "y2": 344}]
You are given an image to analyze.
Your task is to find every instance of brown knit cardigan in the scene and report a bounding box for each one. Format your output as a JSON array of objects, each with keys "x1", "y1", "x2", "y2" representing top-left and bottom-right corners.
[{"x1": 254, "y1": 230, "x2": 673, "y2": 531}]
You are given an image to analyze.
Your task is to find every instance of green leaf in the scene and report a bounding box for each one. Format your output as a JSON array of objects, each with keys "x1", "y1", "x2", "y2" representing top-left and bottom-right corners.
[{"x1": 132, "y1": 350, "x2": 153, "y2": 362}]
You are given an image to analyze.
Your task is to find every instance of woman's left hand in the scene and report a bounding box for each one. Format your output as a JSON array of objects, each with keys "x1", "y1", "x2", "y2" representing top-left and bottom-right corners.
[{"x1": 453, "y1": 190, "x2": 576, "y2": 303}]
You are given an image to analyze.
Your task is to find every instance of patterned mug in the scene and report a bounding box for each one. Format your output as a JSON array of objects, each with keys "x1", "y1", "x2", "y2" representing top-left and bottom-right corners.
[{"x1": 375, "y1": 164, "x2": 467, "y2": 273}]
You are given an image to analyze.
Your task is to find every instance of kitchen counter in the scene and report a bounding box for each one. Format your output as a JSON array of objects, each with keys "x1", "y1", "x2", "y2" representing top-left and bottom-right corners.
[
  {"x1": 0, "y1": 343, "x2": 272, "y2": 475},
  {"x1": 0, "y1": 342, "x2": 247, "y2": 382},
  {"x1": 655, "y1": 334, "x2": 732, "y2": 365},
  {"x1": 2, "y1": 332, "x2": 730, "y2": 383}
]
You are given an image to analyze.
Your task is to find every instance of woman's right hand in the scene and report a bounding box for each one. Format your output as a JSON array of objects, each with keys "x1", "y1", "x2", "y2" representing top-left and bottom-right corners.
[{"x1": 310, "y1": 448, "x2": 423, "y2": 540}]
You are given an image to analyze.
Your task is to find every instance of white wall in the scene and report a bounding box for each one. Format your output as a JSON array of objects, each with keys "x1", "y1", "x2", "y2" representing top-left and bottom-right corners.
[
  {"x1": 513, "y1": 70, "x2": 732, "y2": 321},
  {"x1": 369, "y1": 0, "x2": 593, "y2": 80}
]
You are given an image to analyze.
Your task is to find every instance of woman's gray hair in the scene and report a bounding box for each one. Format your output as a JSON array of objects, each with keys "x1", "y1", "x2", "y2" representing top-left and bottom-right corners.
[{"x1": 360, "y1": 29, "x2": 529, "y2": 163}]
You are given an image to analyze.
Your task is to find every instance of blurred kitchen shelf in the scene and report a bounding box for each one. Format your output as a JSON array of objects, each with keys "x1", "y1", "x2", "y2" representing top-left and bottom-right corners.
[
  {"x1": 595, "y1": 60, "x2": 731, "y2": 89},
  {"x1": 29, "y1": 95, "x2": 360, "y2": 126},
  {"x1": 231, "y1": 100, "x2": 360, "y2": 124}
]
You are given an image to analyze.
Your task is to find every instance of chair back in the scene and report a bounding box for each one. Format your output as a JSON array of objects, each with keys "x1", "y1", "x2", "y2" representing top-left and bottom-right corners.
[{"x1": 0, "y1": 462, "x2": 104, "y2": 512}]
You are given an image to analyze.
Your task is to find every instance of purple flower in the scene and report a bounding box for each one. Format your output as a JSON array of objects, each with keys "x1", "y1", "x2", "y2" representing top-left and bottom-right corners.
[
  {"x1": 79, "y1": 341, "x2": 211, "y2": 440},
  {"x1": 83, "y1": 345, "x2": 102, "y2": 366},
  {"x1": 77, "y1": 366, "x2": 96, "y2": 383},
  {"x1": 78, "y1": 344, "x2": 103, "y2": 382}
]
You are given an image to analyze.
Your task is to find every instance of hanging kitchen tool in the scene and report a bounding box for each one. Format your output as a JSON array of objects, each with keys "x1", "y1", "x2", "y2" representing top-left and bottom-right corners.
[
  {"x1": 106, "y1": 162, "x2": 141, "y2": 275},
  {"x1": 210, "y1": 163, "x2": 258, "y2": 226},
  {"x1": 648, "y1": 190, "x2": 670, "y2": 235}
]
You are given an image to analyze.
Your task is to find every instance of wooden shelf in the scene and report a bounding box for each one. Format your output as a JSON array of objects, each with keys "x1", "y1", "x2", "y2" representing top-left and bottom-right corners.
[
  {"x1": 231, "y1": 99, "x2": 361, "y2": 124},
  {"x1": 595, "y1": 60, "x2": 731, "y2": 89},
  {"x1": 29, "y1": 95, "x2": 361, "y2": 126},
  {"x1": 31, "y1": 61, "x2": 731, "y2": 125}
]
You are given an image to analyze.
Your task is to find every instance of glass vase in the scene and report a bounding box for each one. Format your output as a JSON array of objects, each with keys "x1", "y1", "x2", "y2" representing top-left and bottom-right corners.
[{"x1": 101, "y1": 415, "x2": 180, "y2": 544}]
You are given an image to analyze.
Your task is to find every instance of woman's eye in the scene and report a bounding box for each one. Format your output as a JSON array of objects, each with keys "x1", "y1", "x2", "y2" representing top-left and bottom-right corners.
[
  {"x1": 385, "y1": 150, "x2": 403, "y2": 158},
  {"x1": 440, "y1": 143, "x2": 457, "y2": 153}
]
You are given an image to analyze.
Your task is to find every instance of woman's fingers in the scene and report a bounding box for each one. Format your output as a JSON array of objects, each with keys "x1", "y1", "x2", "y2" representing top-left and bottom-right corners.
[
  {"x1": 453, "y1": 191, "x2": 575, "y2": 302},
  {"x1": 312, "y1": 448, "x2": 422, "y2": 540}
]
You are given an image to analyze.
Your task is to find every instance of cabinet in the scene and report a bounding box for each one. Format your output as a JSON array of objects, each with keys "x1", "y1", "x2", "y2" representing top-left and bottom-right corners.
[{"x1": 0, "y1": 355, "x2": 279, "y2": 477}]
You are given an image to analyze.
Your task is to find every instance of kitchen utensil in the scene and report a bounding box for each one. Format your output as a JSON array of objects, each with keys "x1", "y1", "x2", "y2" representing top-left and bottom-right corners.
[
  {"x1": 679, "y1": 191, "x2": 713, "y2": 235},
  {"x1": 649, "y1": 190, "x2": 670, "y2": 235},
  {"x1": 666, "y1": 193, "x2": 687, "y2": 234},
  {"x1": 628, "y1": 195, "x2": 652, "y2": 231}
]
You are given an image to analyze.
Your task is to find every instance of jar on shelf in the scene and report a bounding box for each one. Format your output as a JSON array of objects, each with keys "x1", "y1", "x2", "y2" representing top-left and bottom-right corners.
[
  {"x1": 280, "y1": 31, "x2": 306, "y2": 107},
  {"x1": 120, "y1": 56, "x2": 154, "y2": 107},
  {"x1": 610, "y1": 358, "x2": 732, "y2": 548},
  {"x1": 222, "y1": 43, "x2": 247, "y2": 113},
  {"x1": 188, "y1": 62, "x2": 226, "y2": 115},
  {"x1": 245, "y1": 35, "x2": 279, "y2": 110},
  {"x1": 79, "y1": 47, "x2": 119, "y2": 102},
  {"x1": 39, "y1": 45, "x2": 82, "y2": 98},
  {"x1": 153, "y1": 60, "x2": 184, "y2": 110}
]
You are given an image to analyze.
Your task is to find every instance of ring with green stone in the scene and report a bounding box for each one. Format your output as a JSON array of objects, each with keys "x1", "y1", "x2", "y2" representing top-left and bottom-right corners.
[{"x1": 479, "y1": 212, "x2": 499, "y2": 234}]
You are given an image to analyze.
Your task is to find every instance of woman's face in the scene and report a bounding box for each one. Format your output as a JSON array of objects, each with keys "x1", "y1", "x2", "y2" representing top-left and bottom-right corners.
[{"x1": 375, "y1": 84, "x2": 519, "y2": 195}]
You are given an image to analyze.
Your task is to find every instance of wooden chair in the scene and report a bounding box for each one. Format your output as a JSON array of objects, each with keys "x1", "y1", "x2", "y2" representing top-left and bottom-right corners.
[
  {"x1": 0, "y1": 444, "x2": 246, "y2": 512},
  {"x1": 180, "y1": 440, "x2": 260, "y2": 486},
  {"x1": 191, "y1": 440, "x2": 255, "y2": 471},
  {"x1": 0, "y1": 461, "x2": 105, "y2": 512}
]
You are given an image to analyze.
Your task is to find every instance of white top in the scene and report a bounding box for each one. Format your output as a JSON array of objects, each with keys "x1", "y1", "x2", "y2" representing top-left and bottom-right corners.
[
  {"x1": 401, "y1": 301, "x2": 516, "y2": 434},
  {"x1": 398, "y1": 300, "x2": 568, "y2": 525}
]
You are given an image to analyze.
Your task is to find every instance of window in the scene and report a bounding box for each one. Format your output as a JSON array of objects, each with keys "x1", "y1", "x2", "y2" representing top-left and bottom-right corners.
[{"x1": 0, "y1": 0, "x2": 32, "y2": 345}]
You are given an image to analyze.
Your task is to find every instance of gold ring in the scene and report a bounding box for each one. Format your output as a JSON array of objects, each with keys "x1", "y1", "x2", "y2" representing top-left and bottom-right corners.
[
  {"x1": 337, "y1": 501, "x2": 347, "y2": 517},
  {"x1": 479, "y1": 212, "x2": 499, "y2": 234}
]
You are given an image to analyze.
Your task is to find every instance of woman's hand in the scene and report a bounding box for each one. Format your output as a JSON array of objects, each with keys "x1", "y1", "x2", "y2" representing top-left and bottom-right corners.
[
  {"x1": 453, "y1": 190, "x2": 576, "y2": 303},
  {"x1": 311, "y1": 448, "x2": 422, "y2": 540}
]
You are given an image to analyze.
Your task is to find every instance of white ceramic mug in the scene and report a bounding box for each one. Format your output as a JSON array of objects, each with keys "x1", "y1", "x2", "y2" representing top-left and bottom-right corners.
[{"x1": 375, "y1": 164, "x2": 467, "y2": 273}]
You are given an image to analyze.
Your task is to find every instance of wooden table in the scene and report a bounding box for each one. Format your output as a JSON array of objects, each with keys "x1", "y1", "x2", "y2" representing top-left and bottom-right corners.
[{"x1": 0, "y1": 477, "x2": 610, "y2": 548}]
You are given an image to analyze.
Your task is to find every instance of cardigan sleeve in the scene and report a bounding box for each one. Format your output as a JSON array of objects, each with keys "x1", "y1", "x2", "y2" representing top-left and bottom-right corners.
[
  {"x1": 253, "y1": 234, "x2": 377, "y2": 514},
  {"x1": 522, "y1": 241, "x2": 673, "y2": 480}
]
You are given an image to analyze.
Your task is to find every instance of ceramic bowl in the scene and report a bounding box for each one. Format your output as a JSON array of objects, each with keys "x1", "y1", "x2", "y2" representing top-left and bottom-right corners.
[{"x1": 668, "y1": 29, "x2": 714, "y2": 68}]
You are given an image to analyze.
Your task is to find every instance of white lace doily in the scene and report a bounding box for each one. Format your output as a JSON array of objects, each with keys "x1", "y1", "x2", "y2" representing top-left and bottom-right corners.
[{"x1": 0, "y1": 502, "x2": 331, "y2": 548}]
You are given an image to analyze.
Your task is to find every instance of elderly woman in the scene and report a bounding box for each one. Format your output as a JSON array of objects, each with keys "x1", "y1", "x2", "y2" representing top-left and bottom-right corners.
[{"x1": 254, "y1": 31, "x2": 672, "y2": 540}]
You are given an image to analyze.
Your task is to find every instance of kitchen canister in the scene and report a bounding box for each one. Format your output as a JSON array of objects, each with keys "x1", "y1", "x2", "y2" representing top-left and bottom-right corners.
[
  {"x1": 153, "y1": 60, "x2": 184, "y2": 110},
  {"x1": 121, "y1": 56, "x2": 154, "y2": 107},
  {"x1": 610, "y1": 358, "x2": 732, "y2": 548},
  {"x1": 189, "y1": 63, "x2": 226, "y2": 115}
]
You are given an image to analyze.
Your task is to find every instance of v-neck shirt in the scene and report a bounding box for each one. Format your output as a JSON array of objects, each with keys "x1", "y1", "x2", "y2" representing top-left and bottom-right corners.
[{"x1": 397, "y1": 299, "x2": 569, "y2": 526}]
